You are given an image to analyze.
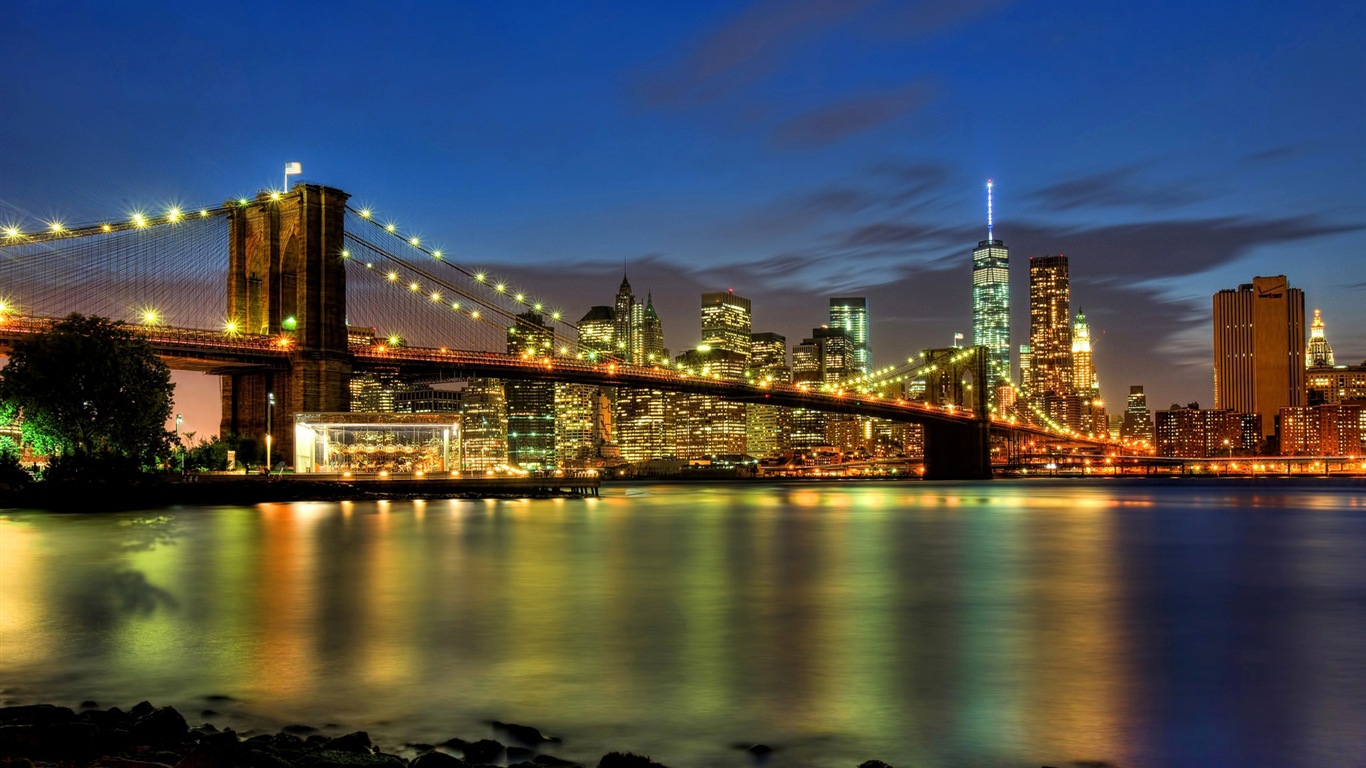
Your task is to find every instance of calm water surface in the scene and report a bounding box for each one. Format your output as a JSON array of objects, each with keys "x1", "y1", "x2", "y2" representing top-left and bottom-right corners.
[{"x1": 2, "y1": 480, "x2": 1365, "y2": 767}]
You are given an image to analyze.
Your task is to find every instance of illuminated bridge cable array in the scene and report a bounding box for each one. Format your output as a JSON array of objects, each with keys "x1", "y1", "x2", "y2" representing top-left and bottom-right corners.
[{"x1": 0, "y1": 211, "x2": 228, "y2": 330}]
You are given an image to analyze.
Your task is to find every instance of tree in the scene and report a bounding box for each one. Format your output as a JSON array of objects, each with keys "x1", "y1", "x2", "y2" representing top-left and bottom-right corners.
[{"x1": 0, "y1": 314, "x2": 175, "y2": 465}]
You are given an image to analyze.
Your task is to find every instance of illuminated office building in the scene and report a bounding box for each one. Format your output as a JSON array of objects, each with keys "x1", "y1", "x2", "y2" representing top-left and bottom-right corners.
[
  {"x1": 701, "y1": 290, "x2": 752, "y2": 362},
  {"x1": 669, "y1": 347, "x2": 748, "y2": 459},
  {"x1": 1028, "y1": 255, "x2": 1072, "y2": 396},
  {"x1": 790, "y1": 327, "x2": 851, "y2": 449},
  {"x1": 829, "y1": 298, "x2": 870, "y2": 375},
  {"x1": 505, "y1": 311, "x2": 556, "y2": 468},
  {"x1": 1072, "y1": 310, "x2": 1106, "y2": 436},
  {"x1": 1213, "y1": 275, "x2": 1305, "y2": 439},
  {"x1": 747, "y1": 332, "x2": 790, "y2": 458},
  {"x1": 1120, "y1": 385, "x2": 1154, "y2": 446},
  {"x1": 461, "y1": 378, "x2": 507, "y2": 471},
  {"x1": 972, "y1": 181, "x2": 1010, "y2": 387}
]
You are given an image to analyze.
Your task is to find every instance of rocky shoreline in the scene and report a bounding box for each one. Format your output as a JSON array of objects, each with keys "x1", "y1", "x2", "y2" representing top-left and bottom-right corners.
[{"x1": 0, "y1": 702, "x2": 1081, "y2": 768}]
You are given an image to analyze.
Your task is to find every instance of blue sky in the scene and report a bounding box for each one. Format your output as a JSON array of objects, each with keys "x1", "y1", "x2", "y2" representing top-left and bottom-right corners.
[{"x1": 2, "y1": 0, "x2": 1363, "y2": 436}]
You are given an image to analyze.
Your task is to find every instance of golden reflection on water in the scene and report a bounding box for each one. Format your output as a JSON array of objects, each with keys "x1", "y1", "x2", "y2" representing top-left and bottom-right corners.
[{"x1": 4, "y1": 483, "x2": 1363, "y2": 767}]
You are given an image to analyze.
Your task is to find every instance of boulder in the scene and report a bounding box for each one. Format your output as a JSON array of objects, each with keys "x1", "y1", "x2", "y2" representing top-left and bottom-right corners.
[
  {"x1": 462, "y1": 739, "x2": 504, "y2": 763},
  {"x1": 133, "y1": 706, "x2": 189, "y2": 747},
  {"x1": 492, "y1": 721, "x2": 560, "y2": 745},
  {"x1": 507, "y1": 746, "x2": 534, "y2": 761},
  {"x1": 323, "y1": 731, "x2": 374, "y2": 754},
  {"x1": 857, "y1": 762, "x2": 895, "y2": 768}
]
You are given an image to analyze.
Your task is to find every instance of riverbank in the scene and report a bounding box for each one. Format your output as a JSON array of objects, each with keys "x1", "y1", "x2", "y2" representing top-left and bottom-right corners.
[
  {"x1": 0, "y1": 474, "x2": 599, "y2": 511},
  {"x1": 0, "y1": 702, "x2": 914, "y2": 768}
]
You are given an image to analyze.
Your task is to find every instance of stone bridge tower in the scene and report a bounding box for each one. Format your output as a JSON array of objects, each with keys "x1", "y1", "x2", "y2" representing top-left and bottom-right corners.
[{"x1": 220, "y1": 184, "x2": 352, "y2": 464}]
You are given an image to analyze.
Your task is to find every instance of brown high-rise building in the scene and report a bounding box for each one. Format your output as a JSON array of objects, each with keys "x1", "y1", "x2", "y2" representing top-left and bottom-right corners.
[
  {"x1": 1213, "y1": 275, "x2": 1305, "y2": 439},
  {"x1": 1028, "y1": 255, "x2": 1072, "y2": 396}
]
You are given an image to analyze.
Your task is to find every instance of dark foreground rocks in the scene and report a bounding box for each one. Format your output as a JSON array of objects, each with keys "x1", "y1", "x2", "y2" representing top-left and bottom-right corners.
[{"x1": 0, "y1": 701, "x2": 1078, "y2": 767}]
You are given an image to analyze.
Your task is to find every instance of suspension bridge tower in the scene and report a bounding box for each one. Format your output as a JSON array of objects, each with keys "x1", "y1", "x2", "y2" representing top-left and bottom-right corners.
[{"x1": 220, "y1": 184, "x2": 353, "y2": 461}]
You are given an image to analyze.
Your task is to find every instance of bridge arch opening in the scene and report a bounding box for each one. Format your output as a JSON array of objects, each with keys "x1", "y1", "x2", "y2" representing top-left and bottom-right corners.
[{"x1": 280, "y1": 232, "x2": 300, "y2": 330}]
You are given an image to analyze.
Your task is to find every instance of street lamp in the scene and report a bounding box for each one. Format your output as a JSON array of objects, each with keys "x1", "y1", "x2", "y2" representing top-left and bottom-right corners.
[
  {"x1": 266, "y1": 392, "x2": 275, "y2": 473},
  {"x1": 175, "y1": 413, "x2": 184, "y2": 474}
]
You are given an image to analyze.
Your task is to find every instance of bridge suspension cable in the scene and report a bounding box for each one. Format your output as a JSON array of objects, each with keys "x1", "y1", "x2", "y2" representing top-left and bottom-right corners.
[
  {"x1": 0, "y1": 211, "x2": 228, "y2": 330},
  {"x1": 342, "y1": 207, "x2": 583, "y2": 353}
]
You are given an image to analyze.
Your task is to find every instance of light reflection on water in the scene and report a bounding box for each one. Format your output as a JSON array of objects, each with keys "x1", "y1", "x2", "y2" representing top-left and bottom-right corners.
[{"x1": 1, "y1": 480, "x2": 1364, "y2": 768}]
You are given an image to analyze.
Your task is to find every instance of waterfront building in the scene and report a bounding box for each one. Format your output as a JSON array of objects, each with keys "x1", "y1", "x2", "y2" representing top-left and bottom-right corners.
[
  {"x1": 829, "y1": 298, "x2": 870, "y2": 375},
  {"x1": 1029, "y1": 255, "x2": 1075, "y2": 428},
  {"x1": 293, "y1": 413, "x2": 459, "y2": 474},
  {"x1": 1280, "y1": 404, "x2": 1364, "y2": 456},
  {"x1": 747, "y1": 332, "x2": 791, "y2": 458},
  {"x1": 1155, "y1": 403, "x2": 1261, "y2": 458},
  {"x1": 1120, "y1": 385, "x2": 1155, "y2": 447},
  {"x1": 669, "y1": 347, "x2": 748, "y2": 459},
  {"x1": 1213, "y1": 275, "x2": 1305, "y2": 439},
  {"x1": 460, "y1": 377, "x2": 507, "y2": 471},
  {"x1": 505, "y1": 310, "x2": 556, "y2": 468}
]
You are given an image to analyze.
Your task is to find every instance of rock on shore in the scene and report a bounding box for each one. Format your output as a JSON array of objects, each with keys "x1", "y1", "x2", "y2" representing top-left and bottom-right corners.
[{"x1": 0, "y1": 701, "x2": 1069, "y2": 767}]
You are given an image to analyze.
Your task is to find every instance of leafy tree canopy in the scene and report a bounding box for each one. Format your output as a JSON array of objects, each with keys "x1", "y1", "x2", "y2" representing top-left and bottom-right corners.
[{"x1": 0, "y1": 314, "x2": 175, "y2": 463}]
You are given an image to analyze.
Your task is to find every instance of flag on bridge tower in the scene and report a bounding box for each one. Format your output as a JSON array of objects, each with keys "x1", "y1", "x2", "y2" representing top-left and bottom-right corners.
[{"x1": 284, "y1": 162, "x2": 302, "y2": 190}]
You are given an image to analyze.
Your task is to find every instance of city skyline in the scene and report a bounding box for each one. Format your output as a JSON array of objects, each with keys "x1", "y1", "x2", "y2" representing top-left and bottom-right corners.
[{"x1": 2, "y1": 1, "x2": 1363, "y2": 438}]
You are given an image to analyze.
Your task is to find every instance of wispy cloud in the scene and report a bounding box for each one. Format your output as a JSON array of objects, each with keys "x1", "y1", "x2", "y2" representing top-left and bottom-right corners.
[
  {"x1": 636, "y1": 0, "x2": 877, "y2": 108},
  {"x1": 770, "y1": 81, "x2": 935, "y2": 149},
  {"x1": 1030, "y1": 165, "x2": 1208, "y2": 210}
]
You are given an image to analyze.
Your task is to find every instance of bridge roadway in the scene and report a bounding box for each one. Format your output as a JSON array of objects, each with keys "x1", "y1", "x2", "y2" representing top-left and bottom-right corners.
[{"x1": 0, "y1": 317, "x2": 1105, "y2": 469}]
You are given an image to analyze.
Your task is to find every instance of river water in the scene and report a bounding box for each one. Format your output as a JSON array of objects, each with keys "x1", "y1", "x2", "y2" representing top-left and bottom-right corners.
[{"x1": 2, "y1": 480, "x2": 1364, "y2": 768}]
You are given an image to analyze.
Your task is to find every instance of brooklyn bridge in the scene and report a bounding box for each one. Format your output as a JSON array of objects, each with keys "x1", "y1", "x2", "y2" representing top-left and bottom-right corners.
[{"x1": 0, "y1": 184, "x2": 1109, "y2": 479}]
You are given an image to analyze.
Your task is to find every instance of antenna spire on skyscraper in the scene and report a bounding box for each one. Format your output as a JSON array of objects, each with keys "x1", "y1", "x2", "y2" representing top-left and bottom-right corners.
[{"x1": 986, "y1": 178, "x2": 994, "y2": 241}]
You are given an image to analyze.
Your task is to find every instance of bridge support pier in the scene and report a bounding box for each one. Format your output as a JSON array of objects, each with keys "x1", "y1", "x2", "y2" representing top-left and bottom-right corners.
[
  {"x1": 922, "y1": 419, "x2": 992, "y2": 480},
  {"x1": 219, "y1": 185, "x2": 353, "y2": 465}
]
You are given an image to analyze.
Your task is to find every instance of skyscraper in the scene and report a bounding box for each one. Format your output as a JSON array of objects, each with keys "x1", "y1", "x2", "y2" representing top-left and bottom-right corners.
[
  {"x1": 1307, "y1": 308, "x2": 1335, "y2": 368},
  {"x1": 829, "y1": 298, "x2": 870, "y2": 375},
  {"x1": 701, "y1": 290, "x2": 752, "y2": 363},
  {"x1": 972, "y1": 180, "x2": 1010, "y2": 386},
  {"x1": 1072, "y1": 309, "x2": 1105, "y2": 436},
  {"x1": 1120, "y1": 385, "x2": 1154, "y2": 446},
  {"x1": 505, "y1": 310, "x2": 556, "y2": 468},
  {"x1": 613, "y1": 276, "x2": 644, "y2": 363},
  {"x1": 1028, "y1": 255, "x2": 1072, "y2": 397},
  {"x1": 615, "y1": 289, "x2": 670, "y2": 463},
  {"x1": 1213, "y1": 275, "x2": 1305, "y2": 439},
  {"x1": 747, "y1": 332, "x2": 790, "y2": 458}
]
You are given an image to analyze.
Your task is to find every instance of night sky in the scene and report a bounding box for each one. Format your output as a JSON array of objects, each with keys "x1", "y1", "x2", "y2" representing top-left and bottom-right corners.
[{"x1": 2, "y1": 0, "x2": 1362, "y2": 438}]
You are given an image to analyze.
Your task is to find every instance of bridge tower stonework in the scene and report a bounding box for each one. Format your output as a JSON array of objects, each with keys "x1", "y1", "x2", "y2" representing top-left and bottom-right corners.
[{"x1": 220, "y1": 184, "x2": 352, "y2": 463}]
